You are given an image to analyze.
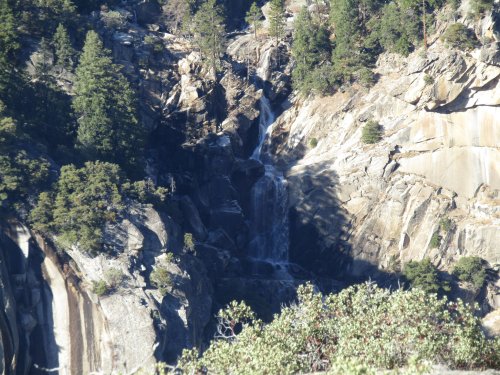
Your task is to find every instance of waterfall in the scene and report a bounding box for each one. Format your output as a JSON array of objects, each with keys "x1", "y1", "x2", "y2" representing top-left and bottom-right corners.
[{"x1": 247, "y1": 47, "x2": 290, "y2": 270}]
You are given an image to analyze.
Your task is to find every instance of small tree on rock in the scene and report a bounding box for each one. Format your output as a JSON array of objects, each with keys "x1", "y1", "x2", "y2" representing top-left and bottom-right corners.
[
  {"x1": 192, "y1": 0, "x2": 226, "y2": 79},
  {"x1": 52, "y1": 23, "x2": 76, "y2": 71},
  {"x1": 268, "y1": 0, "x2": 286, "y2": 44}
]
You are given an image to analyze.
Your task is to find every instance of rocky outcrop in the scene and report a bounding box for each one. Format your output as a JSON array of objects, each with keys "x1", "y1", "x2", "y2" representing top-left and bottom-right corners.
[
  {"x1": 274, "y1": 10, "x2": 500, "y2": 305},
  {"x1": 0, "y1": 202, "x2": 213, "y2": 374}
]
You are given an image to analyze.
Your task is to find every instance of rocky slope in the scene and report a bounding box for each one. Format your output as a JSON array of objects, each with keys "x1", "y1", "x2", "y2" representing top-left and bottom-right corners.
[
  {"x1": 272, "y1": 2, "x2": 499, "y2": 308},
  {"x1": 0, "y1": 0, "x2": 499, "y2": 373}
]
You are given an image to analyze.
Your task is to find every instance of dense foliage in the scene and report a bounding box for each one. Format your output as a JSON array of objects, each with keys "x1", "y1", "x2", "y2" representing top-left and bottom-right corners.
[
  {"x1": 30, "y1": 162, "x2": 167, "y2": 254},
  {"x1": 441, "y1": 23, "x2": 479, "y2": 50},
  {"x1": 289, "y1": 0, "x2": 486, "y2": 94},
  {"x1": 268, "y1": 0, "x2": 286, "y2": 44},
  {"x1": 452, "y1": 256, "x2": 487, "y2": 290},
  {"x1": 74, "y1": 31, "x2": 143, "y2": 173},
  {"x1": 192, "y1": 0, "x2": 226, "y2": 75},
  {"x1": 403, "y1": 258, "x2": 450, "y2": 295},
  {"x1": 179, "y1": 283, "x2": 500, "y2": 373},
  {"x1": 361, "y1": 120, "x2": 383, "y2": 144}
]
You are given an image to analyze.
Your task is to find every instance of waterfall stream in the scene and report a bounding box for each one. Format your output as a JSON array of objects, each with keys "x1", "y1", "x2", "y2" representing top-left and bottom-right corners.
[{"x1": 247, "y1": 48, "x2": 290, "y2": 277}]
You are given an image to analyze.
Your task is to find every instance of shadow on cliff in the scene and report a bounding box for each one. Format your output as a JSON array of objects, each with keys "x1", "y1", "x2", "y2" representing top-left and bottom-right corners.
[
  {"x1": 0, "y1": 229, "x2": 59, "y2": 375},
  {"x1": 285, "y1": 161, "x2": 399, "y2": 289}
]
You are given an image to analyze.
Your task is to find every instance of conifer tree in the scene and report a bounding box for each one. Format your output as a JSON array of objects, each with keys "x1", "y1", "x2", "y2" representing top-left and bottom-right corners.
[
  {"x1": 73, "y1": 31, "x2": 142, "y2": 172},
  {"x1": 0, "y1": 0, "x2": 19, "y2": 106},
  {"x1": 268, "y1": 0, "x2": 285, "y2": 44},
  {"x1": 0, "y1": 0, "x2": 19, "y2": 59},
  {"x1": 245, "y1": 2, "x2": 263, "y2": 39},
  {"x1": 192, "y1": 0, "x2": 226, "y2": 78},
  {"x1": 292, "y1": 7, "x2": 331, "y2": 92},
  {"x1": 330, "y1": 0, "x2": 367, "y2": 81},
  {"x1": 34, "y1": 37, "x2": 53, "y2": 81},
  {"x1": 52, "y1": 24, "x2": 76, "y2": 71}
]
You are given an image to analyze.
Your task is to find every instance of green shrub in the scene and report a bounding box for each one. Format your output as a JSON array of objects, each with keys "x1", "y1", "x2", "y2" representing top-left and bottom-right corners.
[
  {"x1": 403, "y1": 258, "x2": 446, "y2": 294},
  {"x1": 361, "y1": 120, "x2": 383, "y2": 144},
  {"x1": 30, "y1": 162, "x2": 169, "y2": 254},
  {"x1": 179, "y1": 283, "x2": 500, "y2": 373},
  {"x1": 151, "y1": 264, "x2": 172, "y2": 296},
  {"x1": 92, "y1": 280, "x2": 109, "y2": 296},
  {"x1": 143, "y1": 35, "x2": 163, "y2": 53},
  {"x1": 441, "y1": 23, "x2": 479, "y2": 50},
  {"x1": 430, "y1": 231, "x2": 441, "y2": 248},
  {"x1": 0, "y1": 116, "x2": 50, "y2": 209},
  {"x1": 439, "y1": 217, "x2": 452, "y2": 232},
  {"x1": 309, "y1": 138, "x2": 318, "y2": 148},
  {"x1": 105, "y1": 268, "x2": 126, "y2": 289},
  {"x1": 183, "y1": 233, "x2": 195, "y2": 252},
  {"x1": 357, "y1": 67, "x2": 376, "y2": 88},
  {"x1": 470, "y1": 0, "x2": 494, "y2": 16},
  {"x1": 101, "y1": 10, "x2": 128, "y2": 29},
  {"x1": 424, "y1": 74, "x2": 434, "y2": 85},
  {"x1": 452, "y1": 256, "x2": 487, "y2": 290}
]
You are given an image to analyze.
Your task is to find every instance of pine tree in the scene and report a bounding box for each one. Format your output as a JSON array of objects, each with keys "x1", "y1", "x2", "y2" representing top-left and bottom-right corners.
[
  {"x1": 73, "y1": 31, "x2": 142, "y2": 172},
  {"x1": 52, "y1": 23, "x2": 76, "y2": 71},
  {"x1": 268, "y1": 0, "x2": 285, "y2": 44},
  {"x1": 163, "y1": 0, "x2": 196, "y2": 34},
  {"x1": 192, "y1": 0, "x2": 226, "y2": 78},
  {"x1": 292, "y1": 7, "x2": 331, "y2": 92},
  {"x1": 245, "y1": 2, "x2": 263, "y2": 39},
  {"x1": 0, "y1": 0, "x2": 19, "y2": 58},
  {"x1": 34, "y1": 37, "x2": 53, "y2": 81},
  {"x1": 330, "y1": 0, "x2": 368, "y2": 81}
]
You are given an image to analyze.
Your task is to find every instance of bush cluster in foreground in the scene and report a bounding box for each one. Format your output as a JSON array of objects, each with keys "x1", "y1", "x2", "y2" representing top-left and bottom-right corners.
[{"x1": 175, "y1": 283, "x2": 499, "y2": 374}]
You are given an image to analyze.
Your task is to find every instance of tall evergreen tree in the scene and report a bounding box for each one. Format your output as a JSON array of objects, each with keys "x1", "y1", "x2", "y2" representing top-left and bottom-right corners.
[
  {"x1": 34, "y1": 37, "x2": 53, "y2": 80},
  {"x1": 73, "y1": 31, "x2": 142, "y2": 172},
  {"x1": 0, "y1": 0, "x2": 17, "y2": 105},
  {"x1": 52, "y1": 23, "x2": 76, "y2": 71},
  {"x1": 292, "y1": 7, "x2": 331, "y2": 92},
  {"x1": 192, "y1": 0, "x2": 226, "y2": 78},
  {"x1": 268, "y1": 0, "x2": 285, "y2": 44},
  {"x1": 245, "y1": 2, "x2": 263, "y2": 39},
  {"x1": 330, "y1": 0, "x2": 368, "y2": 81},
  {"x1": 0, "y1": 0, "x2": 19, "y2": 58}
]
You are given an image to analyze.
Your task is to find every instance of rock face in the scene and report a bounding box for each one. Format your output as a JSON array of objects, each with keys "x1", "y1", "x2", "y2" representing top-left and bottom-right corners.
[
  {"x1": 274, "y1": 12, "x2": 500, "y2": 305},
  {"x1": 0, "y1": 205, "x2": 212, "y2": 374}
]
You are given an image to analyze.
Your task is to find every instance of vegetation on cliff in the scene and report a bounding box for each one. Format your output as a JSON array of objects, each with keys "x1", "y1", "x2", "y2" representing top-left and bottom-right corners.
[{"x1": 178, "y1": 283, "x2": 500, "y2": 374}]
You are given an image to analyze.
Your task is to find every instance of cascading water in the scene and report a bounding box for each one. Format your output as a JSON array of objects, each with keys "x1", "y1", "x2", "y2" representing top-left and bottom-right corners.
[{"x1": 247, "y1": 47, "x2": 290, "y2": 276}]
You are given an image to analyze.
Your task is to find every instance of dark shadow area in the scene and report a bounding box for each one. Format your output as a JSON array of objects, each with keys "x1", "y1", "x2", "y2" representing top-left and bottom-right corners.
[{"x1": 0, "y1": 227, "x2": 59, "y2": 375}]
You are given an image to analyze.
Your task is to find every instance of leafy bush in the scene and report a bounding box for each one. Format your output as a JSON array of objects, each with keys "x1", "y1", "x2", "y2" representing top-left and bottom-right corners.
[
  {"x1": 92, "y1": 280, "x2": 109, "y2": 296},
  {"x1": 403, "y1": 258, "x2": 448, "y2": 294},
  {"x1": 151, "y1": 262, "x2": 173, "y2": 296},
  {"x1": 0, "y1": 116, "x2": 50, "y2": 209},
  {"x1": 441, "y1": 23, "x2": 479, "y2": 50},
  {"x1": 424, "y1": 74, "x2": 434, "y2": 85},
  {"x1": 452, "y1": 256, "x2": 487, "y2": 290},
  {"x1": 361, "y1": 120, "x2": 383, "y2": 144},
  {"x1": 183, "y1": 233, "x2": 195, "y2": 253},
  {"x1": 143, "y1": 35, "x2": 163, "y2": 53},
  {"x1": 101, "y1": 10, "x2": 128, "y2": 29},
  {"x1": 430, "y1": 231, "x2": 441, "y2": 248},
  {"x1": 179, "y1": 283, "x2": 500, "y2": 373},
  {"x1": 33, "y1": 161, "x2": 127, "y2": 254},
  {"x1": 439, "y1": 217, "x2": 452, "y2": 232},
  {"x1": 470, "y1": 0, "x2": 494, "y2": 16},
  {"x1": 30, "y1": 162, "x2": 169, "y2": 254},
  {"x1": 309, "y1": 138, "x2": 318, "y2": 148},
  {"x1": 105, "y1": 268, "x2": 126, "y2": 289}
]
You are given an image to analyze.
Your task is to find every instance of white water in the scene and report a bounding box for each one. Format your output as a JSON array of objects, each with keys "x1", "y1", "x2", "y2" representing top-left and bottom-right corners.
[{"x1": 248, "y1": 48, "x2": 290, "y2": 271}]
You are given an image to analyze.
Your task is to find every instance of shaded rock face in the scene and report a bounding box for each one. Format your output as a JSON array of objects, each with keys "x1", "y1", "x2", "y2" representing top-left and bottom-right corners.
[
  {"x1": 0, "y1": 206, "x2": 213, "y2": 374},
  {"x1": 274, "y1": 13, "x2": 500, "y2": 300}
]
